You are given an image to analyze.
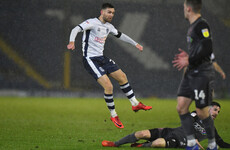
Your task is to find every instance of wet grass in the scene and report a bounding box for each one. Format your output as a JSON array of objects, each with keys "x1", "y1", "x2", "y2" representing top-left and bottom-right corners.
[{"x1": 0, "y1": 97, "x2": 229, "y2": 150}]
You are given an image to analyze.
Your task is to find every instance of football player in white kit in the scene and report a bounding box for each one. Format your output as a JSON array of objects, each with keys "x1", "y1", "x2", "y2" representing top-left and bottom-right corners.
[{"x1": 67, "y1": 3, "x2": 152, "y2": 129}]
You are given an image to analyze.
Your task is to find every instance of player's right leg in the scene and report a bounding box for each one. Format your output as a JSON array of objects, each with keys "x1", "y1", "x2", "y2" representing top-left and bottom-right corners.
[
  {"x1": 97, "y1": 75, "x2": 124, "y2": 128},
  {"x1": 177, "y1": 96, "x2": 198, "y2": 149},
  {"x1": 197, "y1": 107, "x2": 216, "y2": 150},
  {"x1": 177, "y1": 75, "x2": 198, "y2": 149},
  {"x1": 193, "y1": 74, "x2": 216, "y2": 150}
]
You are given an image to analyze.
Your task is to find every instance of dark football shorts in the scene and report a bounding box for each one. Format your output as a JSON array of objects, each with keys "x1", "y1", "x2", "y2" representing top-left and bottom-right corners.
[
  {"x1": 83, "y1": 56, "x2": 120, "y2": 80},
  {"x1": 149, "y1": 128, "x2": 186, "y2": 148},
  {"x1": 177, "y1": 70, "x2": 214, "y2": 108}
]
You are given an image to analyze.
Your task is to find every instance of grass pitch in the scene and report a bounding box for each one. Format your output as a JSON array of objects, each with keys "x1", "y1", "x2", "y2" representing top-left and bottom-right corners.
[{"x1": 0, "y1": 97, "x2": 229, "y2": 150}]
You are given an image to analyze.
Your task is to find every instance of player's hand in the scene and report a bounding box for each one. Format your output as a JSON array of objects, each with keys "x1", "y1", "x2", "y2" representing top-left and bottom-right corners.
[
  {"x1": 67, "y1": 42, "x2": 75, "y2": 50},
  {"x1": 172, "y1": 48, "x2": 189, "y2": 71},
  {"x1": 221, "y1": 72, "x2": 226, "y2": 80},
  {"x1": 172, "y1": 57, "x2": 189, "y2": 71},
  {"x1": 175, "y1": 48, "x2": 188, "y2": 58},
  {"x1": 136, "y1": 44, "x2": 143, "y2": 52}
]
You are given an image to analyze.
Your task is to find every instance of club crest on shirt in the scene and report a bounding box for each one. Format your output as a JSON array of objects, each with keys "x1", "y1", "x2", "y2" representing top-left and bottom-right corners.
[
  {"x1": 99, "y1": 67, "x2": 105, "y2": 72},
  {"x1": 201, "y1": 28, "x2": 209, "y2": 38}
]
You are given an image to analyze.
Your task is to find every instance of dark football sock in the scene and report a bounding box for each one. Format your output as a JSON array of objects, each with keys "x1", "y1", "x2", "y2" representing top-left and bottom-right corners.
[
  {"x1": 114, "y1": 133, "x2": 138, "y2": 146},
  {"x1": 202, "y1": 115, "x2": 215, "y2": 140}
]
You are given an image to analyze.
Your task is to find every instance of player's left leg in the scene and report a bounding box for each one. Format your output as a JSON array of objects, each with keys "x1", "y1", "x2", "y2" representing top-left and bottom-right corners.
[
  {"x1": 197, "y1": 107, "x2": 216, "y2": 150},
  {"x1": 109, "y1": 69, "x2": 152, "y2": 112},
  {"x1": 194, "y1": 75, "x2": 216, "y2": 150},
  {"x1": 109, "y1": 69, "x2": 138, "y2": 106}
]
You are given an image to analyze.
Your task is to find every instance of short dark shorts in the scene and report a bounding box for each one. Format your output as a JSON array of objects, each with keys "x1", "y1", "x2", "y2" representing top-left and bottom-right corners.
[
  {"x1": 177, "y1": 69, "x2": 214, "y2": 108},
  {"x1": 83, "y1": 56, "x2": 120, "y2": 80},
  {"x1": 149, "y1": 128, "x2": 186, "y2": 148}
]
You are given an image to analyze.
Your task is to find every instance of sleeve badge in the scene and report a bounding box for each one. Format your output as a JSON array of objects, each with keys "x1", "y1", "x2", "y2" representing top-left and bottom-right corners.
[{"x1": 202, "y1": 28, "x2": 210, "y2": 38}]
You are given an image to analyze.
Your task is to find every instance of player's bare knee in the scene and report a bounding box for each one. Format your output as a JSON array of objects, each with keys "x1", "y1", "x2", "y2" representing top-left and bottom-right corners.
[
  {"x1": 121, "y1": 72, "x2": 127, "y2": 80},
  {"x1": 107, "y1": 84, "x2": 113, "y2": 93},
  {"x1": 134, "y1": 131, "x2": 143, "y2": 139},
  {"x1": 152, "y1": 138, "x2": 165, "y2": 148},
  {"x1": 135, "y1": 130, "x2": 150, "y2": 139},
  {"x1": 104, "y1": 83, "x2": 113, "y2": 93}
]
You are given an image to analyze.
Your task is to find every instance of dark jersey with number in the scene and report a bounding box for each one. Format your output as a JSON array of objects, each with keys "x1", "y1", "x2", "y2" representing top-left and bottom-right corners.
[{"x1": 187, "y1": 17, "x2": 213, "y2": 71}]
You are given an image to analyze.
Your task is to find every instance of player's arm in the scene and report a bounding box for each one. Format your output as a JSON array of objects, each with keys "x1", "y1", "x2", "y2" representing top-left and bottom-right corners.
[
  {"x1": 118, "y1": 33, "x2": 143, "y2": 51},
  {"x1": 215, "y1": 127, "x2": 230, "y2": 148},
  {"x1": 196, "y1": 139, "x2": 205, "y2": 150},
  {"x1": 213, "y1": 62, "x2": 226, "y2": 79},
  {"x1": 189, "y1": 22, "x2": 213, "y2": 66},
  {"x1": 67, "y1": 20, "x2": 93, "y2": 50},
  {"x1": 67, "y1": 25, "x2": 83, "y2": 50},
  {"x1": 190, "y1": 112, "x2": 204, "y2": 150},
  {"x1": 211, "y1": 53, "x2": 226, "y2": 79},
  {"x1": 110, "y1": 26, "x2": 143, "y2": 51},
  {"x1": 189, "y1": 38, "x2": 212, "y2": 66}
]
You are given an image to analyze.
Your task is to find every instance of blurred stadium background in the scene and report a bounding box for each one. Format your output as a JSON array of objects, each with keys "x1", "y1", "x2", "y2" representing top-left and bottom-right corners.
[{"x1": 0, "y1": 0, "x2": 230, "y2": 98}]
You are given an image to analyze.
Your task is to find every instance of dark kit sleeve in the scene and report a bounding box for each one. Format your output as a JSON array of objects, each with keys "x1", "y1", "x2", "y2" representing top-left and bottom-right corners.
[{"x1": 215, "y1": 128, "x2": 230, "y2": 148}]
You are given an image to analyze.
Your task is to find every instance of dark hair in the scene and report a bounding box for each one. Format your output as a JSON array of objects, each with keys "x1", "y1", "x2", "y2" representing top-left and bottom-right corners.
[
  {"x1": 211, "y1": 101, "x2": 221, "y2": 108},
  {"x1": 185, "y1": 0, "x2": 202, "y2": 13},
  {"x1": 102, "y1": 3, "x2": 114, "y2": 9}
]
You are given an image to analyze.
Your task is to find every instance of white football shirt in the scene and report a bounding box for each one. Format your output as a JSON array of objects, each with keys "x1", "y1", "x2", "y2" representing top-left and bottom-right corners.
[{"x1": 74, "y1": 18, "x2": 119, "y2": 57}]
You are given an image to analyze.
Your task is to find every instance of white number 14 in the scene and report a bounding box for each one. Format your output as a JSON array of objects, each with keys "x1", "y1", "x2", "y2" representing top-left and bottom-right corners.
[{"x1": 194, "y1": 89, "x2": 205, "y2": 100}]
